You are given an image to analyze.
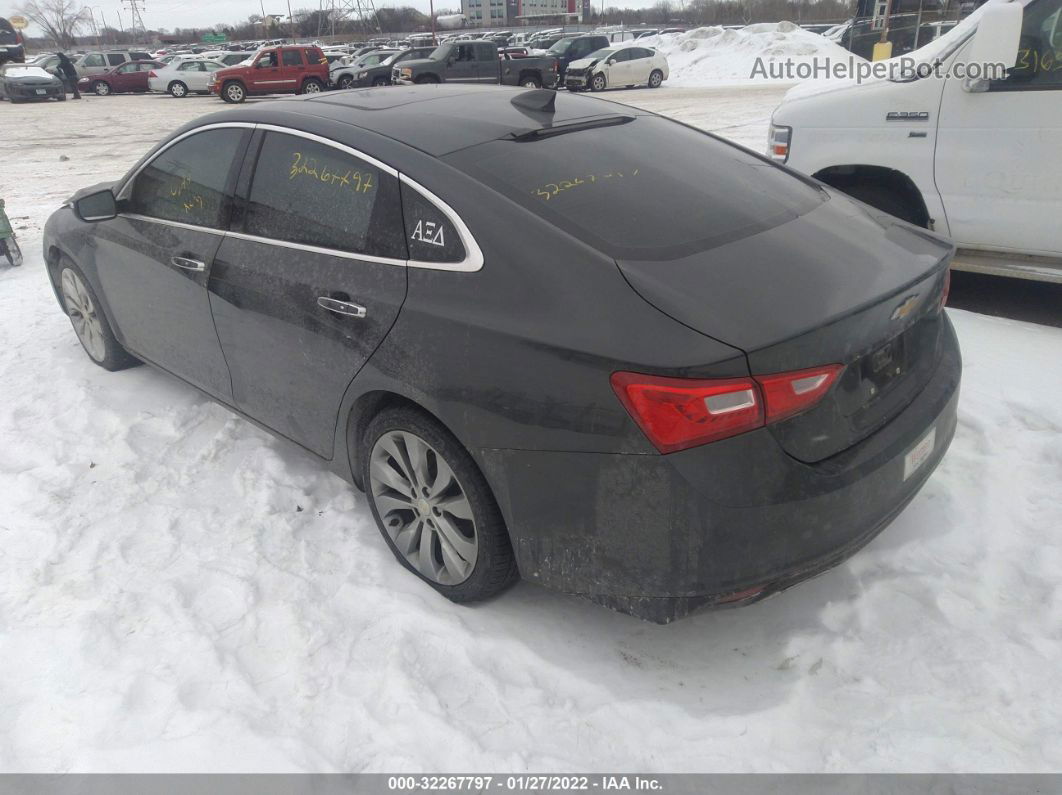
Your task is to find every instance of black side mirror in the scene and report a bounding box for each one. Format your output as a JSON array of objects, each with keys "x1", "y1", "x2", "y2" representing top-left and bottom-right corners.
[{"x1": 74, "y1": 189, "x2": 117, "y2": 222}]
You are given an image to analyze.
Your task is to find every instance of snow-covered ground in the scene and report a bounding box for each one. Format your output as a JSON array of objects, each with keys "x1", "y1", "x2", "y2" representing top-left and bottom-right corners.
[
  {"x1": 1, "y1": 92, "x2": 1061, "y2": 773},
  {"x1": 617, "y1": 22, "x2": 861, "y2": 87}
]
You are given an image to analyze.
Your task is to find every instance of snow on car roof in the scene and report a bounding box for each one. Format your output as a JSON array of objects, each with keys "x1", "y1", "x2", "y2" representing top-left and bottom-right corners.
[{"x1": 1, "y1": 65, "x2": 54, "y2": 79}]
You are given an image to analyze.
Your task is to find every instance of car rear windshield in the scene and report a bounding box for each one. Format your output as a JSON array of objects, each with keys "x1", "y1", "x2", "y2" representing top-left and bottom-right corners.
[{"x1": 444, "y1": 115, "x2": 825, "y2": 261}]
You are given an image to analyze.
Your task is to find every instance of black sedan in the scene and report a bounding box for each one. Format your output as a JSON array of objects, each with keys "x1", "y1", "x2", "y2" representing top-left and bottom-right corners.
[
  {"x1": 43, "y1": 86, "x2": 961, "y2": 622},
  {"x1": 0, "y1": 63, "x2": 65, "y2": 102}
]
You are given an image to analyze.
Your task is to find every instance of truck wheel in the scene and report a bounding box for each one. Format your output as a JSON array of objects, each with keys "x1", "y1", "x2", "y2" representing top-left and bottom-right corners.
[
  {"x1": 337, "y1": 74, "x2": 354, "y2": 89},
  {"x1": 221, "y1": 81, "x2": 245, "y2": 103},
  {"x1": 415, "y1": 74, "x2": 440, "y2": 84},
  {"x1": 843, "y1": 183, "x2": 924, "y2": 227},
  {"x1": 519, "y1": 74, "x2": 541, "y2": 88},
  {"x1": 93, "y1": 80, "x2": 110, "y2": 96},
  {"x1": 372, "y1": 76, "x2": 390, "y2": 87},
  {"x1": 590, "y1": 73, "x2": 606, "y2": 92},
  {"x1": 168, "y1": 80, "x2": 188, "y2": 98},
  {"x1": 648, "y1": 69, "x2": 664, "y2": 88},
  {"x1": 299, "y1": 78, "x2": 324, "y2": 94}
]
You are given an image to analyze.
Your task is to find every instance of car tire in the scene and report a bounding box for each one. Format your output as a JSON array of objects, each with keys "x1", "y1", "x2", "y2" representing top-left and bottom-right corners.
[
  {"x1": 372, "y1": 76, "x2": 389, "y2": 87},
  {"x1": 362, "y1": 406, "x2": 518, "y2": 604},
  {"x1": 590, "y1": 72, "x2": 606, "y2": 92},
  {"x1": 414, "y1": 74, "x2": 440, "y2": 84},
  {"x1": 56, "y1": 261, "x2": 140, "y2": 372},
  {"x1": 299, "y1": 78, "x2": 324, "y2": 95},
  {"x1": 520, "y1": 74, "x2": 541, "y2": 88},
  {"x1": 221, "y1": 81, "x2": 245, "y2": 103},
  {"x1": 648, "y1": 69, "x2": 664, "y2": 88},
  {"x1": 168, "y1": 80, "x2": 188, "y2": 98},
  {"x1": 93, "y1": 80, "x2": 110, "y2": 96},
  {"x1": 337, "y1": 74, "x2": 355, "y2": 89}
]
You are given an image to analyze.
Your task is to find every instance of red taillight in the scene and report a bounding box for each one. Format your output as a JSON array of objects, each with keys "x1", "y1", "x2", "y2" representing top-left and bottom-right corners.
[
  {"x1": 939, "y1": 268, "x2": 951, "y2": 311},
  {"x1": 16, "y1": 32, "x2": 24, "y2": 45},
  {"x1": 753, "y1": 364, "x2": 843, "y2": 424},
  {"x1": 612, "y1": 364, "x2": 842, "y2": 454},
  {"x1": 148, "y1": 70, "x2": 157, "y2": 78},
  {"x1": 611, "y1": 372, "x2": 764, "y2": 454}
]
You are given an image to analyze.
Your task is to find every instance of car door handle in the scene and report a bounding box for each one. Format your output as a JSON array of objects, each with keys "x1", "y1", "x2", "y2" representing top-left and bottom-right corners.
[
  {"x1": 171, "y1": 256, "x2": 205, "y2": 272},
  {"x1": 317, "y1": 296, "x2": 367, "y2": 318}
]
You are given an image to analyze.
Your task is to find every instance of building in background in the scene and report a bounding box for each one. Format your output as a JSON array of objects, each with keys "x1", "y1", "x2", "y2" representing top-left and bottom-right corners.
[{"x1": 461, "y1": 0, "x2": 590, "y2": 26}]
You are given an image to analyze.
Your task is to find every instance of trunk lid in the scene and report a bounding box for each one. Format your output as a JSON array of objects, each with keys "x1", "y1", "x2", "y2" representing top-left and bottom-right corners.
[{"x1": 618, "y1": 195, "x2": 953, "y2": 462}]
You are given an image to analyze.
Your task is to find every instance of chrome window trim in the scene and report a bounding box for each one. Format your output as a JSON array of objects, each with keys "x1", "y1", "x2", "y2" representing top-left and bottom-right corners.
[
  {"x1": 225, "y1": 230, "x2": 407, "y2": 266},
  {"x1": 116, "y1": 121, "x2": 484, "y2": 273},
  {"x1": 120, "y1": 212, "x2": 227, "y2": 236},
  {"x1": 399, "y1": 174, "x2": 485, "y2": 273}
]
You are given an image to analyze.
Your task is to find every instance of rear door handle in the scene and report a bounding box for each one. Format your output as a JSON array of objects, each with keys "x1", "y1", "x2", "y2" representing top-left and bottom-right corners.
[
  {"x1": 318, "y1": 296, "x2": 367, "y2": 318},
  {"x1": 171, "y1": 256, "x2": 205, "y2": 272}
]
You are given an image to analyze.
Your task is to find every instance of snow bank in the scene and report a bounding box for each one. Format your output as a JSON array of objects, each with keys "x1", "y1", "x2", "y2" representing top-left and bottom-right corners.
[{"x1": 617, "y1": 22, "x2": 861, "y2": 87}]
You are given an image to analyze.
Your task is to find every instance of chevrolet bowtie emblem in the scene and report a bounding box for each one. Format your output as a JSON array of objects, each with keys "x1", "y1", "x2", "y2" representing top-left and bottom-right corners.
[{"x1": 891, "y1": 294, "x2": 920, "y2": 321}]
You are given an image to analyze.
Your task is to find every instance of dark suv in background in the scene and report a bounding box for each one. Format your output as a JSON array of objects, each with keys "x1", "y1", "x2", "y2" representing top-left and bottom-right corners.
[
  {"x1": 548, "y1": 34, "x2": 609, "y2": 80},
  {"x1": 0, "y1": 18, "x2": 25, "y2": 65}
]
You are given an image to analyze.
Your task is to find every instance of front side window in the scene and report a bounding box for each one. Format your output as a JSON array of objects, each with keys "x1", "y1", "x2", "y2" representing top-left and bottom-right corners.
[
  {"x1": 282, "y1": 49, "x2": 303, "y2": 66},
  {"x1": 244, "y1": 132, "x2": 406, "y2": 259},
  {"x1": 257, "y1": 51, "x2": 278, "y2": 68},
  {"x1": 993, "y1": 0, "x2": 1062, "y2": 89},
  {"x1": 127, "y1": 128, "x2": 245, "y2": 229}
]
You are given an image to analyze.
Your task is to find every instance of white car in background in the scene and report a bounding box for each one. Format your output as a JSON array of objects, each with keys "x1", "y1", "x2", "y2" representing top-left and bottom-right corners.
[
  {"x1": 148, "y1": 59, "x2": 225, "y2": 97},
  {"x1": 564, "y1": 45, "x2": 669, "y2": 91}
]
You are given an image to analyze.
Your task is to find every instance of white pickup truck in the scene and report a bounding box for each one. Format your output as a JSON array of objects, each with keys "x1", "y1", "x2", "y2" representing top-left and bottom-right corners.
[{"x1": 770, "y1": 0, "x2": 1061, "y2": 283}]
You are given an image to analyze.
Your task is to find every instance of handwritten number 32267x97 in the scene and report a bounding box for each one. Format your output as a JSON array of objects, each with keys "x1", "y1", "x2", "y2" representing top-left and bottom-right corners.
[{"x1": 289, "y1": 152, "x2": 375, "y2": 194}]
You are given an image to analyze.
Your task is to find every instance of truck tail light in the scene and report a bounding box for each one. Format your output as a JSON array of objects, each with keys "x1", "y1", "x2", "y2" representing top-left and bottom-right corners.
[
  {"x1": 768, "y1": 123, "x2": 791, "y2": 164},
  {"x1": 612, "y1": 365, "x2": 842, "y2": 454}
]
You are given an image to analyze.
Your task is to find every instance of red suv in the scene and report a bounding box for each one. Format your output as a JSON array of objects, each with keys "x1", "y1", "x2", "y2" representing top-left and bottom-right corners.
[{"x1": 210, "y1": 45, "x2": 328, "y2": 103}]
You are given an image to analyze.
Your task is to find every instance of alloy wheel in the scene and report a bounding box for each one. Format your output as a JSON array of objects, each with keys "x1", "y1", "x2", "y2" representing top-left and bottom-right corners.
[
  {"x1": 303, "y1": 81, "x2": 322, "y2": 93},
  {"x1": 61, "y1": 268, "x2": 106, "y2": 362},
  {"x1": 225, "y1": 83, "x2": 244, "y2": 102},
  {"x1": 369, "y1": 430, "x2": 478, "y2": 586}
]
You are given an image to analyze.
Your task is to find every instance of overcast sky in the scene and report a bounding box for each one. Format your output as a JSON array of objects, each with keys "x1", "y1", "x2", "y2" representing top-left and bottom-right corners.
[{"x1": 6, "y1": 0, "x2": 656, "y2": 37}]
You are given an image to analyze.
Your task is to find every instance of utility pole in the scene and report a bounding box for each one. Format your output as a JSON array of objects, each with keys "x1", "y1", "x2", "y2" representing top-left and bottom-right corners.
[
  {"x1": 287, "y1": 0, "x2": 296, "y2": 42},
  {"x1": 260, "y1": 0, "x2": 268, "y2": 38},
  {"x1": 120, "y1": 0, "x2": 147, "y2": 45}
]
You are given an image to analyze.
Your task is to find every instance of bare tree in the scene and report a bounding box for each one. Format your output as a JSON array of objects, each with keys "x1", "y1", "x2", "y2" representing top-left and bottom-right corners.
[{"x1": 20, "y1": 0, "x2": 85, "y2": 49}]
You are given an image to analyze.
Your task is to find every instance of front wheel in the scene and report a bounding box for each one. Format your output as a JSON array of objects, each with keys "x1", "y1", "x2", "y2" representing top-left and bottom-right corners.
[
  {"x1": 372, "y1": 76, "x2": 390, "y2": 87},
  {"x1": 221, "y1": 81, "x2": 245, "y2": 103},
  {"x1": 362, "y1": 407, "x2": 518, "y2": 603},
  {"x1": 590, "y1": 72, "x2": 606, "y2": 92},
  {"x1": 168, "y1": 80, "x2": 188, "y2": 98},
  {"x1": 93, "y1": 80, "x2": 110, "y2": 96},
  {"x1": 648, "y1": 69, "x2": 663, "y2": 88},
  {"x1": 414, "y1": 74, "x2": 440, "y2": 84},
  {"x1": 299, "y1": 78, "x2": 324, "y2": 95},
  {"x1": 337, "y1": 74, "x2": 354, "y2": 89},
  {"x1": 519, "y1": 74, "x2": 541, "y2": 88},
  {"x1": 57, "y1": 262, "x2": 139, "y2": 371}
]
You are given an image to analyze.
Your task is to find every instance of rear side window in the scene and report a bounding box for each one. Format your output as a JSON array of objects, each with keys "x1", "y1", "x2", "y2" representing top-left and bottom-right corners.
[
  {"x1": 401, "y1": 185, "x2": 465, "y2": 264},
  {"x1": 83, "y1": 54, "x2": 104, "y2": 67},
  {"x1": 127, "y1": 128, "x2": 245, "y2": 229},
  {"x1": 282, "y1": 49, "x2": 303, "y2": 66},
  {"x1": 244, "y1": 132, "x2": 406, "y2": 259},
  {"x1": 445, "y1": 116, "x2": 824, "y2": 261},
  {"x1": 107, "y1": 54, "x2": 125, "y2": 66}
]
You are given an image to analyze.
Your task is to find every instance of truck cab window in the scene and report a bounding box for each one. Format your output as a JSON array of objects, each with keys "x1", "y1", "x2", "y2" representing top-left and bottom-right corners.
[{"x1": 993, "y1": 0, "x2": 1062, "y2": 89}]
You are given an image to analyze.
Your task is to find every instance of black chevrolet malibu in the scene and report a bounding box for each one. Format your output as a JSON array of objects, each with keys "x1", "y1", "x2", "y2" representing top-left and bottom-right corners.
[{"x1": 43, "y1": 85, "x2": 961, "y2": 623}]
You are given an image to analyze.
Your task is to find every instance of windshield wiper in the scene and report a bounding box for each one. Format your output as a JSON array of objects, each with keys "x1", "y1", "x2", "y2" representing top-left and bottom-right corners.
[{"x1": 509, "y1": 115, "x2": 636, "y2": 142}]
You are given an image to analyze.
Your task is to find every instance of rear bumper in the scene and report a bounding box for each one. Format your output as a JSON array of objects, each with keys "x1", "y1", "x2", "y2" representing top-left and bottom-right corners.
[
  {"x1": 7, "y1": 83, "x2": 64, "y2": 100},
  {"x1": 478, "y1": 315, "x2": 962, "y2": 623}
]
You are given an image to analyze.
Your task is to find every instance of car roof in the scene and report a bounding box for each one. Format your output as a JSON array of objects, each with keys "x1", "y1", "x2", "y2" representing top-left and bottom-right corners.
[{"x1": 213, "y1": 84, "x2": 651, "y2": 158}]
